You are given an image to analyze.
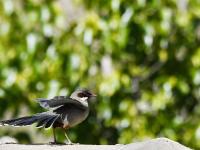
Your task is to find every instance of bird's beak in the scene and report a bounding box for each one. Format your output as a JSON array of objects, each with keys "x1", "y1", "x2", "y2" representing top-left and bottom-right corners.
[{"x1": 91, "y1": 93, "x2": 97, "y2": 97}]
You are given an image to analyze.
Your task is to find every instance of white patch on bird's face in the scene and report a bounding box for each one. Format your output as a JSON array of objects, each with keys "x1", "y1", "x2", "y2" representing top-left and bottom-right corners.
[
  {"x1": 78, "y1": 97, "x2": 89, "y2": 107},
  {"x1": 80, "y1": 97, "x2": 88, "y2": 101},
  {"x1": 70, "y1": 92, "x2": 88, "y2": 101},
  {"x1": 70, "y1": 91, "x2": 89, "y2": 107}
]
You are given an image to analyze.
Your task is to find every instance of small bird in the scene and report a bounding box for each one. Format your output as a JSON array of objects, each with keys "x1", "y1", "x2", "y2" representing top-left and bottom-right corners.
[{"x1": 0, "y1": 89, "x2": 96, "y2": 144}]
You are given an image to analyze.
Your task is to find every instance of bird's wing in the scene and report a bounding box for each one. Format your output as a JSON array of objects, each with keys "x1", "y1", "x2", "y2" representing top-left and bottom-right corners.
[{"x1": 36, "y1": 96, "x2": 82, "y2": 109}]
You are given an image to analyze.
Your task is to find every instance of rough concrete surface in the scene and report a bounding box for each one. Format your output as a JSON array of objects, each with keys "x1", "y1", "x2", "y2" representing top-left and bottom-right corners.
[{"x1": 0, "y1": 138, "x2": 192, "y2": 150}]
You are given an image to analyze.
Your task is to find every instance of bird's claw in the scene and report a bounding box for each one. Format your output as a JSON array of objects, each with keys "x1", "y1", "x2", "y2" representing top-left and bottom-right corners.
[
  {"x1": 49, "y1": 141, "x2": 65, "y2": 145},
  {"x1": 65, "y1": 142, "x2": 79, "y2": 145},
  {"x1": 49, "y1": 141, "x2": 57, "y2": 145}
]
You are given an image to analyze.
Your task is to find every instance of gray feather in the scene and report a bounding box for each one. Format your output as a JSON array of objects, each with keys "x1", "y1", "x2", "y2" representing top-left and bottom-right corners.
[
  {"x1": 36, "y1": 116, "x2": 56, "y2": 128},
  {"x1": 37, "y1": 96, "x2": 82, "y2": 109},
  {"x1": 44, "y1": 116, "x2": 59, "y2": 128}
]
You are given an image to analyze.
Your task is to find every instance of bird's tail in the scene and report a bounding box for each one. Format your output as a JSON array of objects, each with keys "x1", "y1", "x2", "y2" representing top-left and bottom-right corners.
[{"x1": 0, "y1": 113, "x2": 60, "y2": 128}]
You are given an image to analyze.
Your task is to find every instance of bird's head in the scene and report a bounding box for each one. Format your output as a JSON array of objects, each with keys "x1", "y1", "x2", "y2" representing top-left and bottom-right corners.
[{"x1": 70, "y1": 89, "x2": 96, "y2": 102}]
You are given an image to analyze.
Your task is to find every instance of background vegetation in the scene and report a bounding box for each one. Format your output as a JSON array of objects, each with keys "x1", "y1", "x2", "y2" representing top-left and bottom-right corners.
[{"x1": 0, "y1": 0, "x2": 200, "y2": 149}]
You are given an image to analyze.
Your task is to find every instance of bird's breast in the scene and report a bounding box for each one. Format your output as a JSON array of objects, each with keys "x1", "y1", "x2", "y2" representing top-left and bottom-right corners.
[{"x1": 63, "y1": 108, "x2": 89, "y2": 128}]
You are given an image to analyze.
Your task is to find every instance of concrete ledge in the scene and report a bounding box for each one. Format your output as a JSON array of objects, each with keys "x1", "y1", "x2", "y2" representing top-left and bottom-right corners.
[
  {"x1": 0, "y1": 138, "x2": 191, "y2": 150},
  {"x1": 124, "y1": 138, "x2": 191, "y2": 150}
]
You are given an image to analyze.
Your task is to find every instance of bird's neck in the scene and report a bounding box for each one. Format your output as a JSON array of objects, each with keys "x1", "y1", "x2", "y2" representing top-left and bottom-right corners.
[
  {"x1": 79, "y1": 98, "x2": 89, "y2": 107},
  {"x1": 70, "y1": 95, "x2": 89, "y2": 108},
  {"x1": 73, "y1": 97, "x2": 89, "y2": 108}
]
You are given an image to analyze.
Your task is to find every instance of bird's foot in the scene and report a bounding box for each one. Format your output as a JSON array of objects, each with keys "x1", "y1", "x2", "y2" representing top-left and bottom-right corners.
[
  {"x1": 49, "y1": 141, "x2": 65, "y2": 145},
  {"x1": 49, "y1": 141, "x2": 57, "y2": 145},
  {"x1": 65, "y1": 142, "x2": 79, "y2": 145},
  {"x1": 65, "y1": 142, "x2": 73, "y2": 145}
]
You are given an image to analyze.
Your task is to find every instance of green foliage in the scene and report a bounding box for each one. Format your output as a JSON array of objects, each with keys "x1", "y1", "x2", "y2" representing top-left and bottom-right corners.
[{"x1": 0, "y1": 0, "x2": 200, "y2": 148}]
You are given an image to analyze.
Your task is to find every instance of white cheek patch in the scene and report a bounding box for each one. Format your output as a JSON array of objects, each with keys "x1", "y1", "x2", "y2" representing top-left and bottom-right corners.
[{"x1": 80, "y1": 97, "x2": 88, "y2": 101}]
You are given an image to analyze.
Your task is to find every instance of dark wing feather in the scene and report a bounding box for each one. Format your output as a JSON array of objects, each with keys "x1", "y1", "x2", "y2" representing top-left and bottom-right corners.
[
  {"x1": 37, "y1": 96, "x2": 82, "y2": 109},
  {"x1": 0, "y1": 113, "x2": 59, "y2": 127}
]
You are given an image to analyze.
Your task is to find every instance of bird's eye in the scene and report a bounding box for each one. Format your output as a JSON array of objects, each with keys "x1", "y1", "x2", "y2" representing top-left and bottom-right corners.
[{"x1": 78, "y1": 92, "x2": 86, "y2": 98}]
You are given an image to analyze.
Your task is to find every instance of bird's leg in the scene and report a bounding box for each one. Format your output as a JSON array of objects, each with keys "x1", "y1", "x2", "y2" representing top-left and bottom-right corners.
[
  {"x1": 50, "y1": 127, "x2": 57, "y2": 144},
  {"x1": 63, "y1": 129, "x2": 72, "y2": 144}
]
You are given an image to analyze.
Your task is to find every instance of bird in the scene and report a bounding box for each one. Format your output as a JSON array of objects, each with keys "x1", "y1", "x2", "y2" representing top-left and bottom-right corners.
[{"x1": 0, "y1": 88, "x2": 96, "y2": 144}]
